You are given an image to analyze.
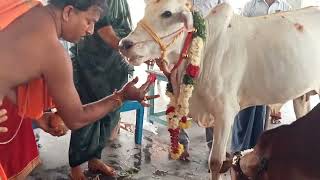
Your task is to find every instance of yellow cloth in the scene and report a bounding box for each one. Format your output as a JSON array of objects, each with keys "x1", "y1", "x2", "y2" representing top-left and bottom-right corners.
[{"x1": 0, "y1": 0, "x2": 41, "y2": 30}]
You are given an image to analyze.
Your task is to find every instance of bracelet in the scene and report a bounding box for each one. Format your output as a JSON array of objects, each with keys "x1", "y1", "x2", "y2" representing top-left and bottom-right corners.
[{"x1": 112, "y1": 91, "x2": 123, "y2": 108}]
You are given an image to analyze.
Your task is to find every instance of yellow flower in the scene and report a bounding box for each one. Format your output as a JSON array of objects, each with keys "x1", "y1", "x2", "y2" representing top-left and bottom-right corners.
[
  {"x1": 170, "y1": 143, "x2": 184, "y2": 160},
  {"x1": 179, "y1": 120, "x2": 192, "y2": 129}
]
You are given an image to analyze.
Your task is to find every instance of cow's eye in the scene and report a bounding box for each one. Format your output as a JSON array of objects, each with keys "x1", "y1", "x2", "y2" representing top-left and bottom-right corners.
[{"x1": 161, "y1": 11, "x2": 172, "y2": 18}]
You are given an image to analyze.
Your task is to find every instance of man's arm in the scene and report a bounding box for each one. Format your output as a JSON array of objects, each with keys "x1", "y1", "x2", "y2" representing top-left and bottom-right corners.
[
  {"x1": 43, "y1": 42, "x2": 148, "y2": 130},
  {"x1": 97, "y1": 25, "x2": 120, "y2": 50}
]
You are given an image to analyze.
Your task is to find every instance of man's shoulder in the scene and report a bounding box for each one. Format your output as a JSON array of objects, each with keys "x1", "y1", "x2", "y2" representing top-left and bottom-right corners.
[{"x1": 18, "y1": 6, "x2": 56, "y2": 36}]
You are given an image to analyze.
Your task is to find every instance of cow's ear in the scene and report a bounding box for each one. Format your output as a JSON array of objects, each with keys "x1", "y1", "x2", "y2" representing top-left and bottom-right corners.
[{"x1": 180, "y1": 10, "x2": 193, "y2": 31}]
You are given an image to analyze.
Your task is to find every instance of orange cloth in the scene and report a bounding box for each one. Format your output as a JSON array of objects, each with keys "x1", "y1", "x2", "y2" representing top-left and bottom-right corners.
[
  {"x1": 18, "y1": 78, "x2": 55, "y2": 120},
  {"x1": 0, "y1": 0, "x2": 41, "y2": 30},
  {"x1": 0, "y1": 163, "x2": 7, "y2": 180}
]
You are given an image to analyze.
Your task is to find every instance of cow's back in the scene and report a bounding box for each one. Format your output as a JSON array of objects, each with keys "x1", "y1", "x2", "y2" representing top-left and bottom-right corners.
[{"x1": 237, "y1": 7, "x2": 320, "y2": 107}]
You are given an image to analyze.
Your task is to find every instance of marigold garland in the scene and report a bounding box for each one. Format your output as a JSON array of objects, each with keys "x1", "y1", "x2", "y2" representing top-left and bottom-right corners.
[{"x1": 166, "y1": 11, "x2": 206, "y2": 160}]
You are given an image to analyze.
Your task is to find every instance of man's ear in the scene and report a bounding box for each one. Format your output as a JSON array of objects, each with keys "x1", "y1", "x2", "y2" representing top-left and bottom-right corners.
[{"x1": 62, "y1": 5, "x2": 74, "y2": 22}]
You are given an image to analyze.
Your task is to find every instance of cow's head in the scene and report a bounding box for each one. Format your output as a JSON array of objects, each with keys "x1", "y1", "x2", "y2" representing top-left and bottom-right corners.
[
  {"x1": 229, "y1": 149, "x2": 269, "y2": 180},
  {"x1": 119, "y1": 0, "x2": 193, "y2": 66}
]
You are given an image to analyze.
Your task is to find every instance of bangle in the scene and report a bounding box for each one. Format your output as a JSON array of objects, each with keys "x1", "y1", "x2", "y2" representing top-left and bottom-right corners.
[{"x1": 112, "y1": 91, "x2": 123, "y2": 108}]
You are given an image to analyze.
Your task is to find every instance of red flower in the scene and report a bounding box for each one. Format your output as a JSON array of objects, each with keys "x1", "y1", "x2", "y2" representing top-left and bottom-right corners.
[
  {"x1": 180, "y1": 116, "x2": 187, "y2": 123},
  {"x1": 186, "y1": 64, "x2": 200, "y2": 78},
  {"x1": 166, "y1": 106, "x2": 175, "y2": 114},
  {"x1": 147, "y1": 73, "x2": 157, "y2": 83}
]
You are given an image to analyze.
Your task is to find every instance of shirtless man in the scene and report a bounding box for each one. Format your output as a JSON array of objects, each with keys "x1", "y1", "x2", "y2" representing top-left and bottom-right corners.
[{"x1": 0, "y1": 0, "x2": 156, "y2": 131}]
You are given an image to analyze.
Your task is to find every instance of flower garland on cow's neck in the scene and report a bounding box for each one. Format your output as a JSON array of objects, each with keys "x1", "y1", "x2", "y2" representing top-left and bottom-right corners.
[{"x1": 165, "y1": 11, "x2": 206, "y2": 160}]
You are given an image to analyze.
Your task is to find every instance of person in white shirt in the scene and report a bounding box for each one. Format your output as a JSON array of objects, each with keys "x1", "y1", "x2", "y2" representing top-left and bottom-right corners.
[
  {"x1": 230, "y1": 0, "x2": 292, "y2": 153},
  {"x1": 242, "y1": 0, "x2": 292, "y2": 17}
]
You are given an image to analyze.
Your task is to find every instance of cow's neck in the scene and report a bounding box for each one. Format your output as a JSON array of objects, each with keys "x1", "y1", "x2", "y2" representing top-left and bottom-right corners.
[
  {"x1": 192, "y1": 3, "x2": 253, "y2": 109},
  {"x1": 196, "y1": 4, "x2": 235, "y2": 88}
]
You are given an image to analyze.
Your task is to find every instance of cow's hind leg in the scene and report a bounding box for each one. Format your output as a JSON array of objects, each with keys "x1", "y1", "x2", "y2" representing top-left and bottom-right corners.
[
  {"x1": 209, "y1": 103, "x2": 238, "y2": 180},
  {"x1": 293, "y1": 94, "x2": 310, "y2": 119}
]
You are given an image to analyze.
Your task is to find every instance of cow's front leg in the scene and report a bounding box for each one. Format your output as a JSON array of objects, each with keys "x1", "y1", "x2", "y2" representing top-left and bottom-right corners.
[{"x1": 209, "y1": 104, "x2": 237, "y2": 180}]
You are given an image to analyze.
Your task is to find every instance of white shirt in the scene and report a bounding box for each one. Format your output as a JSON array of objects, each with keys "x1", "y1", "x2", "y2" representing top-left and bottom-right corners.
[
  {"x1": 242, "y1": 0, "x2": 292, "y2": 17},
  {"x1": 193, "y1": 0, "x2": 229, "y2": 17}
]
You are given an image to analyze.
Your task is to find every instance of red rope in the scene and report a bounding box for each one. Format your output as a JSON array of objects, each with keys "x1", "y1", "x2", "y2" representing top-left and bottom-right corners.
[{"x1": 171, "y1": 32, "x2": 194, "y2": 72}]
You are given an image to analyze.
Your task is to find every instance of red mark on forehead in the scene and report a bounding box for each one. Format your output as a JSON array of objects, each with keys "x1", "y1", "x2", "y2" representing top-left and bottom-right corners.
[
  {"x1": 294, "y1": 23, "x2": 304, "y2": 32},
  {"x1": 212, "y1": 10, "x2": 217, "y2": 14}
]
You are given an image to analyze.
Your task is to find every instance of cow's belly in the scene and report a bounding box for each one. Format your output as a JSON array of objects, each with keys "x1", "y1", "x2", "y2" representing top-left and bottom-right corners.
[{"x1": 188, "y1": 91, "x2": 215, "y2": 127}]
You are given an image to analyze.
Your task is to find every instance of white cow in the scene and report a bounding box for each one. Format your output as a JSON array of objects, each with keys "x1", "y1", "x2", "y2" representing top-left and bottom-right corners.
[{"x1": 119, "y1": 0, "x2": 320, "y2": 179}]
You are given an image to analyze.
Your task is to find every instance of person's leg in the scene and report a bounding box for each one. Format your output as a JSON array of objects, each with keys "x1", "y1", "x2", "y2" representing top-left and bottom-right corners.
[
  {"x1": 69, "y1": 121, "x2": 103, "y2": 179},
  {"x1": 250, "y1": 105, "x2": 266, "y2": 147},
  {"x1": 179, "y1": 129, "x2": 190, "y2": 160},
  {"x1": 205, "y1": 127, "x2": 214, "y2": 149},
  {"x1": 69, "y1": 129, "x2": 89, "y2": 180},
  {"x1": 88, "y1": 117, "x2": 117, "y2": 177},
  {"x1": 69, "y1": 115, "x2": 118, "y2": 178},
  {"x1": 231, "y1": 106, "x2": 257, "y2": 153}
]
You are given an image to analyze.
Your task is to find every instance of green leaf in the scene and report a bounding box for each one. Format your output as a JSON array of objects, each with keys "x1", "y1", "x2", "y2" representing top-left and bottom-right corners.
[
  {"x1": 192, "y1": 11, "x2": 206, "y2": 40},
  {"x1": 183, "y1": 75, "x2": 194, "y2": 85}
]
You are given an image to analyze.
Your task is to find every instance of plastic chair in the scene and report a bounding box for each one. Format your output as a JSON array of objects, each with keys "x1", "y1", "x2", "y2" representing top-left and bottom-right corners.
[{"x1": 119, "y1": 101, "x2": 144, "y2": 144}]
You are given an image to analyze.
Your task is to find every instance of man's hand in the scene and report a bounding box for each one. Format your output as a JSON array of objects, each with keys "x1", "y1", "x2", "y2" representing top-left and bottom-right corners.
[
  {"x1": 0, "y1": 100, "x2": 8, "y2": 133},
  {"x1": 36, "y1": 112, "x2": 69, "y2": 137},
  {"x1": 119, "y1": 77, "x2": 160, "y2": 107}
]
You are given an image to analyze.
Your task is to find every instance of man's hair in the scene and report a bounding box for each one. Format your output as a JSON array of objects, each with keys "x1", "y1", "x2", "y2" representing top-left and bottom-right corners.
[{"x1": 49, "y1": 0, "x2": 107, "y2": 11}]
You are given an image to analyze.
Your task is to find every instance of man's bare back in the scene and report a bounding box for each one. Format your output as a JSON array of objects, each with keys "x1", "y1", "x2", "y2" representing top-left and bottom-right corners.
[
  {"x1": 0, "y1": 1, "x2": 158, "y2": 131},
  {"x1": 0, "y1": 6, "x2": 59, "y2": 99}
]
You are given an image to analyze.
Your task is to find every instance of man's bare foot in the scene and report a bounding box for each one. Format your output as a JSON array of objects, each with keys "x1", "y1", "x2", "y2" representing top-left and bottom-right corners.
[
  {"x1": 70, "y1": 166, "x2": 86, "y2": 180},
  {"x1": 179, "y1": 150, "x2": 190, "y2": 161},
  {"x1": 88, "y1": 159, "x2": 117, "y2": 177}
]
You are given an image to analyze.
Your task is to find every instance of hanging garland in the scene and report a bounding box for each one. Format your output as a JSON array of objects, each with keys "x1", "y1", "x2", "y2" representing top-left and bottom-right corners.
[{"x1": 166, "y1": 11, "x2": 206, "y2": 160}]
